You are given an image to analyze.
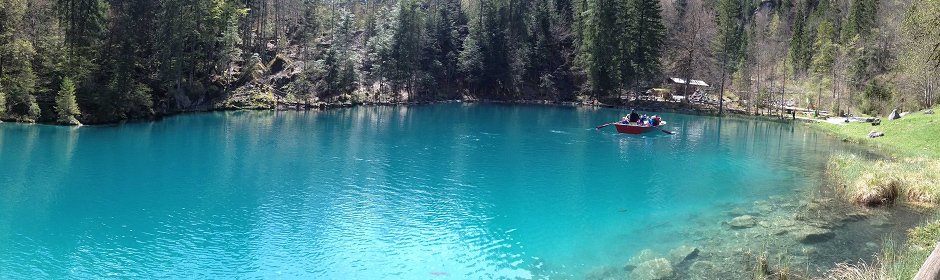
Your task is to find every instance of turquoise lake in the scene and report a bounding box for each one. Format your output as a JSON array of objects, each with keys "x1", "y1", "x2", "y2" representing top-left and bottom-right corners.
[{"x1": 0, "y1": 104, "x2": 915, "y2": 278}]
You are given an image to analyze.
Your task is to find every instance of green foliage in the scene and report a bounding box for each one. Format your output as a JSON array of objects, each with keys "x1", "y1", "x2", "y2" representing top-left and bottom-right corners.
[
  {"x1": 621, "y1": 0, "x2": 666, "y2": 89},
  {"x1": 908, "y1": 220, "x2": 940, "y2": 249},
  {"x1": 715, "y1": 0, "x2": 745, "y2": 71},
  {"x1": 860, "y1": 79, "x2": 892, "y2": 116},
  {"x1": 55, "y1": 77, "x2": 81, "y2": 124},
  {"x1": 788, "y1": 10, "x2": 811, "y2": 74},
  {"x1": 843, "y1": 0, "x2": 878, "y2": 41},
  {"x1": 0, "y1": 0, "x2": 930, "y2": 124}
]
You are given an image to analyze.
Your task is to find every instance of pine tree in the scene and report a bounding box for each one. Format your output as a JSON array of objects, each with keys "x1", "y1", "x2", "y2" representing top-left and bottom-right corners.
[
  {"x1": 715, "y1": 0, "x2": 745, "y2": 115},
  {"x1": 844, "y1": 0, "x2": 878, "y2": 41},
  {"x1": 459, "y1": 23, "x2": 486, "y2": 94},
  {"x1": 588, "y1": 0, "x2": 619, "y2": 97},
  {"x1": 623, "y1": 0, "x2": 666, "y2": 92},
  {"x1": 55, "y1": 77, "x2": 81, "y2": 124},
  {"x1": 56, "y1": 0, "x2": 108, "y2": 81}
]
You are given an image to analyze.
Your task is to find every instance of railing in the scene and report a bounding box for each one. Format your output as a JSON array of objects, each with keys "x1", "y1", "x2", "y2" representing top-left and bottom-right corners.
[{"x1": 915, "y1": 242, "x2": 940, "y2": 280}]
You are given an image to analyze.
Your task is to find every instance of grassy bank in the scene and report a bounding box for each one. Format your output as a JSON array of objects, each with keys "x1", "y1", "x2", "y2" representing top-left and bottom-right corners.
[
  {"x1": 812, "y1": 108, "x2": 940, "y2": 279},
  {"x1": 812, "y1": 108, "x2": 940, "y2": 206},
  {"x1": 812, "y1": 110, "x2": 940, "y2": 158}
]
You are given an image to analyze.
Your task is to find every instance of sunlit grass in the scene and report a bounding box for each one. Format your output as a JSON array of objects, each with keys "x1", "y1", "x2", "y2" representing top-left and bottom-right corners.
[{"x1": 812, "y1": 108, "x2": 940, "y2": 159}]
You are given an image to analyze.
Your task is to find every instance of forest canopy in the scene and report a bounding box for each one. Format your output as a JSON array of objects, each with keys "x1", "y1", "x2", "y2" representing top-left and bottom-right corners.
[{"x1": 0, "y1": 0, "x2": 937, "y2": 124}]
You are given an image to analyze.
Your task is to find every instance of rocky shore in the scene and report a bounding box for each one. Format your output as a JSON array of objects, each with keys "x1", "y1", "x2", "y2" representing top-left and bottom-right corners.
[{"x1": 564, "y1": 189, "x2": 926, "y2": 280}]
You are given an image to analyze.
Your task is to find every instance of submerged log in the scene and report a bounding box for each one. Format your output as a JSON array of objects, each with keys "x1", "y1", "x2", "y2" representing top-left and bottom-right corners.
[{"x1": 914, "y1": 242, "x2": 940, "y2": 280}]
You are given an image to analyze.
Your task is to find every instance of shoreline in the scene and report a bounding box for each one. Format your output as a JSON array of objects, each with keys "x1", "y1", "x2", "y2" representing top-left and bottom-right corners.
[
  {"x1": 2, "y1": 97, "x2": 781, "y2": 127},
  {"x1": 805, "y1": 109, "x2": 940, "y2": 279}
]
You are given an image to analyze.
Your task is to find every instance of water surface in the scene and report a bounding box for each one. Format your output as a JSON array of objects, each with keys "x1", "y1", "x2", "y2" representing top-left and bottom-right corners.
[{"x1": 0, "y1": 104, "x2": 906, "y2": 278}]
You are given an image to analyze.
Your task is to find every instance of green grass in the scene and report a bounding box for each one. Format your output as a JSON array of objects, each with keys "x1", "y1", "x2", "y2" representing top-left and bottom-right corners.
[
  {"x1": 884, "y1": 218, "x2": 940, "y2": 279},
  {"x1": 811, "y1": 109, "x2": 940, "y2": 159}
]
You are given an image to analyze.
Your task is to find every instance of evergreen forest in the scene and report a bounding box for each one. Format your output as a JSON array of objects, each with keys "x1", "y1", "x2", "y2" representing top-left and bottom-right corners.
[{"x1": 0, "y1": 0, "x2": 938, "y2": 123}]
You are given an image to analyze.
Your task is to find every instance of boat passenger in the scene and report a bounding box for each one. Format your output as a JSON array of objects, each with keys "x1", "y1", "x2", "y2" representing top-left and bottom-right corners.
[
  {"x1": 628, "y1": 110, "x2": 640, "y2": 124},
  {"x1": 639, "y1": 114, "x2": 648, "y2": 125},
  {"x1": 651, "y1": 116, "x2": 661, "y2": 126}
]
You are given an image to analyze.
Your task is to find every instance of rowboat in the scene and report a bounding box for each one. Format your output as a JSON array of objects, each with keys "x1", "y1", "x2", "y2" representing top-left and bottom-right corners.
[{"x1": 614, "y1": 122, "x2": 667, "y2": 134}]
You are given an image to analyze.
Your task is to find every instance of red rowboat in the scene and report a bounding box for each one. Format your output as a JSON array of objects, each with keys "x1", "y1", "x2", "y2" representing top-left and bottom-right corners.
[{"x1": 614, "y1": 122, "x2": 667, "y2": 134}]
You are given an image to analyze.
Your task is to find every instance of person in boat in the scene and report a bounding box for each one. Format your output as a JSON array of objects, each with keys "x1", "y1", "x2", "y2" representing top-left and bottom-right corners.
[
  {"x1": 651, "y1": 115, "x2": 661, "y2": 126},
  {"x1": 627, "y1": 109, "x2": 640, "y2": 124},
  {"x1": 639, "y1": 114, "x2": 648, "y2": 126}
]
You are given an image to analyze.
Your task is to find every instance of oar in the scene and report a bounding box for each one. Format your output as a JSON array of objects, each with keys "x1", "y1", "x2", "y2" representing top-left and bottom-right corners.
[
  {"x1": 660, "y1": 128, "x2": 675, "y2": 135},
  {"x1": 595, "y1": 122, "x2": 616, "y2": 129}
]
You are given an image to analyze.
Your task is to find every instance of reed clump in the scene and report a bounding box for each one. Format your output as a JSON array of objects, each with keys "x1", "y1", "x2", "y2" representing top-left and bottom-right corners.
[{"x1": 828, "y1": 154, "x2": 940, "y2": 206}]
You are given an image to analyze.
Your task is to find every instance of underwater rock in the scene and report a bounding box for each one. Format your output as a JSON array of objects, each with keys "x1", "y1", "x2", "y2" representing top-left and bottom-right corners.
[
  {"x1": 792, "y1": 226, "x2": 834, "y2": 244},
  {"x1": 630, "y1": 258, "x2": 674, "y2": 280},
  {"x1": 841, "y1": 211, "x2": 870, "y2": 222},
  {"x1": 729, "y1": 215, "x2": 757, "y2": 229},
  {"x1": 753, "y1": 200, "x2": 773, "y2": 213},
  {"x1": 669, "y1": 245, "x2": 700, "y2": 264},
  {"x1": 687, "y1": 261, "x2": 721, "y2": 280},
  {"x1": 725, "y1": 207, "x2": 752, "y2": 217},
  {"x1": 625, "y1": 249, "x2": 658, "y2": 271},
  {"x1": 870, "y1": 218, "x2": 896, "y2": 228}
]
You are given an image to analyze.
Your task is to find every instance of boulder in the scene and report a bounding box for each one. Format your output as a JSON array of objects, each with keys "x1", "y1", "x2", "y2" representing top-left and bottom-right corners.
[
  {"x1": 630, "y1": 258, "x2": 675, "y2": 280},
  {"x1": 791, "y1": 226, "x2": 834, "y2": 244},
  {"x1": 669, "y1": 245, "x2": 700, "y2": 264},
  {"x1": 868, "y1": 131, "x2": 884, "y2": 138},
  {"x1": 888, "y1": 109, "x2": 902, "y2": 120},
  {"x1": 925, "y1": 109, "x2": 935, "y2": 115},
  {"x1": 900, "y1": 112, "x2": 910, "y2": 117},
  {"x1": 729, "y1": 215, "x2": 757, "y2": 229},
  {"x1": 625, "y1": 249, "x2": 658, "y2": 271}
]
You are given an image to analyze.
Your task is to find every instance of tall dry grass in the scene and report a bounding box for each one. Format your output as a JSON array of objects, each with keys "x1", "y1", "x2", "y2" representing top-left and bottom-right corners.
[{"x1": 828, "y1": 154, "x2": 940, "y2": 206}]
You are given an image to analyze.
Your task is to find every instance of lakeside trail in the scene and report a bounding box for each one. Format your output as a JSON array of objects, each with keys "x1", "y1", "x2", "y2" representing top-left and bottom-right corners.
[{"x1": 810, "y1": 107, "x2": 940, "y2": 279}]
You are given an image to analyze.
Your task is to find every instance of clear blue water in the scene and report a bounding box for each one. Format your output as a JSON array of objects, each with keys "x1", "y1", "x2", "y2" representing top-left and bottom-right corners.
[{"x1": 0, "y1": 104, "x2": 858, "y2": 278}]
